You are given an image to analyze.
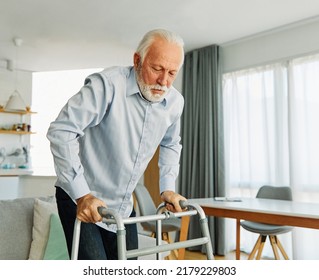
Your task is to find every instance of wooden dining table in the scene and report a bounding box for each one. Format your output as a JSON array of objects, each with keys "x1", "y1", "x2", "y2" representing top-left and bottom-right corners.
[{"x1": 188, "y1": 197, "x2": 319, "y2": 259}]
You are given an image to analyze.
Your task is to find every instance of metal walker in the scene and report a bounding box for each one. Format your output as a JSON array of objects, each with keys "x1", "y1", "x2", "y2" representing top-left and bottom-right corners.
[{"x1": 71, "y1": 201, "x2": 214, "y2": 260}]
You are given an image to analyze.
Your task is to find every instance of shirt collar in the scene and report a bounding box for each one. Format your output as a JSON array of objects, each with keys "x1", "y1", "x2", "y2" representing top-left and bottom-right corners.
[{"x1": 126, "y1": 67, "x2": 168, "y2": 107}]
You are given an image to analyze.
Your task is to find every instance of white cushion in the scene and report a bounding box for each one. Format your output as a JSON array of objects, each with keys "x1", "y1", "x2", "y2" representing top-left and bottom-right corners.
[{"x1": 28, "y1": 198, "x2": 58, "y2": 260}]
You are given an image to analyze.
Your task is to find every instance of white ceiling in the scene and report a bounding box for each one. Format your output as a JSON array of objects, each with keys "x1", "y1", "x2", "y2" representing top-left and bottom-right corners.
[{"x1": 1, "y1": 0, "x2": 319, "y2": 72}]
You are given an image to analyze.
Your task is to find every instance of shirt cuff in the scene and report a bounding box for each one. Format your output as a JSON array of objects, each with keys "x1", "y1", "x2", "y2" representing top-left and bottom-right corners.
[
  {"x1": 159, "y1": 177, "x2": 176, "y2": 194},
  {"x1": 61, "y1": 174, "x2": 91, "y2": 201}
]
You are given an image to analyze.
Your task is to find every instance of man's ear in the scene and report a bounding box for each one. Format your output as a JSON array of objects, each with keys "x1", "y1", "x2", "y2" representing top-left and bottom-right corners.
[{"x1": 133, "y1": 53, "x2": 140, "y2": 70}]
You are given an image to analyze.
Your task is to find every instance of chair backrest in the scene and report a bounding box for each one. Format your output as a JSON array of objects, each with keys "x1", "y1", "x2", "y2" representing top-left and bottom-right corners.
[
  {"x1": 134, "y1": 184, "x2": 157, "y2": 216},
  {"x1": 256, "y1": 185, "x2": 292, "y2": 201}
]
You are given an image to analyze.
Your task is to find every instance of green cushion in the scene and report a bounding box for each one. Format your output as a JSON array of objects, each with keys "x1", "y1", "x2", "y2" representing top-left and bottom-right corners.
[{"x1": 43, "y1": 213, "x2": 69, "y2": 260}]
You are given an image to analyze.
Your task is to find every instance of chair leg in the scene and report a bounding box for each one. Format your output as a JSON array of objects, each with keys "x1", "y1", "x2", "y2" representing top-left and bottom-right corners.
[
  {"x1": 161, "y1": 232, "x2": 179, "y2": 260},
  {"x1": 153, "y1": 231, "x2": 187, "y2": 260},
  {"x1": 271, "y1": 235, "x2": 289, "y2": 260},
  {"x1": 269, "y1": 235, "x2": 280, "y2": 260},
  {"x1": 255, "y1": 235, "x2": 267, "y2": 260},
  {"x1": 249, "y1": 235, "x2": 289, "y2": 260},
  {"x1": 248, "y1": 235, "x2": 260, "y2": 259},
  {"x1": 248, "y1": 235, "x2": 267, "y2": 260}
]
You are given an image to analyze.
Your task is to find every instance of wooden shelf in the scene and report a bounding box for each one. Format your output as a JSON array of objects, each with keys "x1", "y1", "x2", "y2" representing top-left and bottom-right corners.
[
  {"x1": 0, "y1": 130, "x2": 35, "y2": 135},
  {"x1": 0, "y1": 108, "x2": 36, "y2": 135},
  {"x1": 0, "y1": 108, "x2": 36, "y2": 115}
]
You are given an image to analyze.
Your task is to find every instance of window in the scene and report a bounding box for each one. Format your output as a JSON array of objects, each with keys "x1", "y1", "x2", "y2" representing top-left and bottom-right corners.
[
  {"x1": 288, "y1": 55, "x2": 319, "y2": 190},
  {"x1": 223, "y1": 54, "x2": 319, "y2": 195},
  {"x1": 31, "y1": 68, "x2": 102, "y2": 176},
  {"x1": 223, "y1": 63, "x2": 289, "y2": 190},
  {"x1": 223, "y1": 54, "x2": 319, "y2": 259}
]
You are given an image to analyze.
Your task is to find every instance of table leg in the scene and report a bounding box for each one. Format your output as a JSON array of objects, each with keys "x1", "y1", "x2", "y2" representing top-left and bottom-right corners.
[{"x1": 236, "y1": 219, "x2": 240, "y2": 260}]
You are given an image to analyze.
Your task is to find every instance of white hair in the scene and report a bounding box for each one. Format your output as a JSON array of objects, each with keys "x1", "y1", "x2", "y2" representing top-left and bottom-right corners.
[{"x1": 136, "y1": 29, "x2": 184, "y2": 67}]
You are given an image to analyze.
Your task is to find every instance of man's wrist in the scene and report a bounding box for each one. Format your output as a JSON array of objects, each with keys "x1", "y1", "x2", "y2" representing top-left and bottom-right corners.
[{"x1": 76, "y1": 193, "x2": 92, "y2": 203}]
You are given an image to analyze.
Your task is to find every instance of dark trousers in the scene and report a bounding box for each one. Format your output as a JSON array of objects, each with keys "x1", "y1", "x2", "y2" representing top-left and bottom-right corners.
[{"x1": 55, "y1": 187, "x2": 138, "y2": 260}]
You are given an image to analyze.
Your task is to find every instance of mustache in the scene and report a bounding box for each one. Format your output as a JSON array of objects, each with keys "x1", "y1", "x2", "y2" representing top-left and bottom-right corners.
[{"x1": 146, "y1": 84, "x2": 168, "y2": 91}]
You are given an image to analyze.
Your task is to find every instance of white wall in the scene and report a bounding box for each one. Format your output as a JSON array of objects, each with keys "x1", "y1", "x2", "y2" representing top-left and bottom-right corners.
[{"x1": 221, "y1": 18, "x2": 319, "y2": 73}]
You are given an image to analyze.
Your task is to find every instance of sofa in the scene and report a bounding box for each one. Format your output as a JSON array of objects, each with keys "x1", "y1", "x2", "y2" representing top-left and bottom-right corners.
[{"x1": 0, "y1": 196, "x2": 169, "y2": 260}]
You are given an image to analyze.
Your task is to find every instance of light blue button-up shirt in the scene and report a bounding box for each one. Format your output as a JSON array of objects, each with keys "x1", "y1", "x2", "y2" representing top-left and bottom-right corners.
[{"x1": 47, "y1": 66, "x2": 184, "y2": 227}]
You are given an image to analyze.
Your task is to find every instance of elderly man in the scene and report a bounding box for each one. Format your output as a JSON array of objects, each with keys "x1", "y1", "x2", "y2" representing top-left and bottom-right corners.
[{"x1": 47, "y1": 29, "x2": 186, "y2": 260}]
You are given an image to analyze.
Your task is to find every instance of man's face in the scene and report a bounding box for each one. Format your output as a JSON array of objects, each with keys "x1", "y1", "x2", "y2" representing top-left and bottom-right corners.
[{"x1": 134, "y1": 38, "x2": 183, "y2": 102}]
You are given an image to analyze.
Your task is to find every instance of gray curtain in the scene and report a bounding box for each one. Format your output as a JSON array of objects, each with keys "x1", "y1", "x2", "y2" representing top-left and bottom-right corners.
[{"x1": 178, "y1": 45, "x2": 225, "y2": 255}]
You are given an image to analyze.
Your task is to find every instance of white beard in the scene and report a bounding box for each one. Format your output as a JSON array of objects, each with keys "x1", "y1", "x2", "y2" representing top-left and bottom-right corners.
[{"x1": 136, "y1": 70, "x2": 169, "y2": 103}]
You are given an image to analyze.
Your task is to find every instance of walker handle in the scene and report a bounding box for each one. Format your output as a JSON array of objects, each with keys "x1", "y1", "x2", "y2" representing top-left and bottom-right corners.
[
  {"x1": 165, "y1": 200, "x2": 189, "y2": 210},
  {"x1": 179, "y1": 200, "x2": 189, "y2": 209}
]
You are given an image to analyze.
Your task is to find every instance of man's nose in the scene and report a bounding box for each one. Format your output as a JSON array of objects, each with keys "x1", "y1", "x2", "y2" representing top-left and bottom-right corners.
[{"x1": 157, "y1": 71, "x2": 169, "y2": 87}]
